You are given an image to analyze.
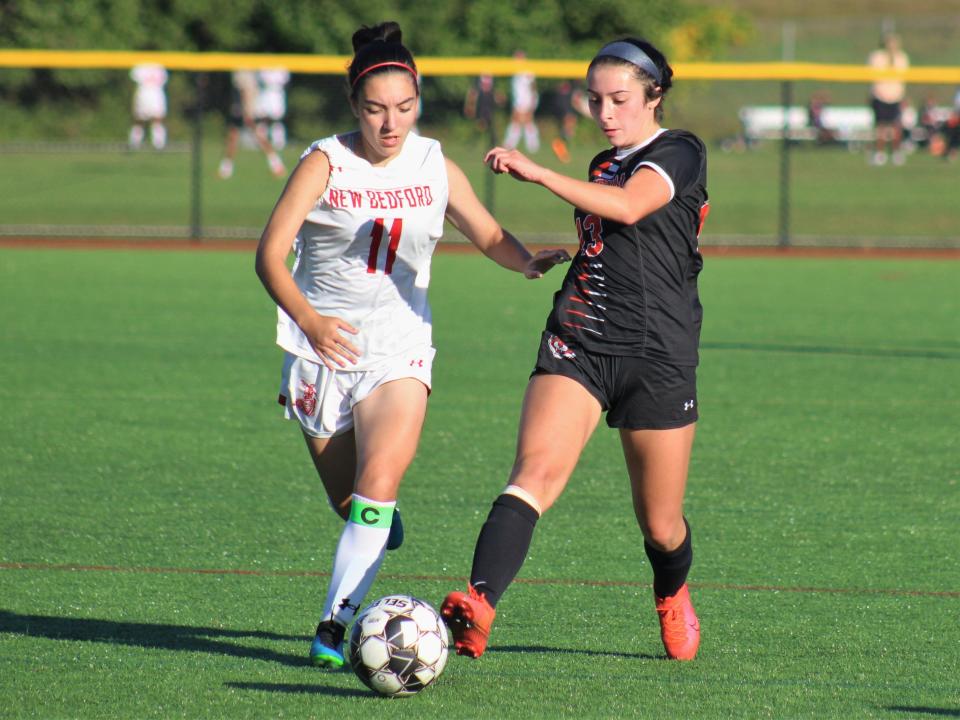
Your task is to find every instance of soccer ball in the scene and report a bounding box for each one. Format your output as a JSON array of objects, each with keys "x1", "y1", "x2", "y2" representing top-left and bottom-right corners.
[{"x1": 349, "y1": 594, "x2": 449, "y2": 698}]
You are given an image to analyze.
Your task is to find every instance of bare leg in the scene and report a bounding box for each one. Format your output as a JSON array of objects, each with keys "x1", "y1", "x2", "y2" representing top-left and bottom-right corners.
[
  {"x1": 351, "y1": 378, "x2": 429, "y2": 501},
  {"x1": 302, "y1": 429, "x2": 356, "y2": 520},
  {"x1": 620, "y1": 424, "x2": 696, "y2": 551},
  {"x1": 507, "y1": 374, "x2": 602, "y2": 511}
]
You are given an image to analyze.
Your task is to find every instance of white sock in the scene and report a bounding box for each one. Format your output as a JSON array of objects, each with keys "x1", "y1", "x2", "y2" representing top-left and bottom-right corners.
[
  {"x1": 270, "y1": 122, "x2": 286, "y2": 150},
  {"x1": 524, "y1": 122, "x2": 540, "y2": 152},
  {"x1": 129, "y1": 124, "x2": 144, "y2": 148},
  {"x1": 321, "y1": 494, "x2": 395, "y2": 627},
  {"x1": 267, "y1": 152, "x2": 286, "y2": 175},
  {"x1": 150, "y1": 122, "x2": 166, "y2": 149},
  {"x1": 504, "y1": 122, "x2": 521, "y2": 149}
]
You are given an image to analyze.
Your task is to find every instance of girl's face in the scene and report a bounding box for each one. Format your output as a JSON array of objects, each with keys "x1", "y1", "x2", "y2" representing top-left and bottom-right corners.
[
  {"x1": 586, "y1": 64, "x2": 661, "y2": 149},
  {"x1": 351, "y1": 72, "x2": 419, "y2": 165}
]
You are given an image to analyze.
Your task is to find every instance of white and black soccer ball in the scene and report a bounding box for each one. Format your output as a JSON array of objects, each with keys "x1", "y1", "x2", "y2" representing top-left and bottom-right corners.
[{"x1": 349, "y1": 594, "x2": 449, "y2": 698}]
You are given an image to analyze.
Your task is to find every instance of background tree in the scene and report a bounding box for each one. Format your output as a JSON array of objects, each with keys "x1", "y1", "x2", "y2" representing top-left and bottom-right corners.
[{"x1": 0, "y1": 0, "x2": 749, "y2": 139}]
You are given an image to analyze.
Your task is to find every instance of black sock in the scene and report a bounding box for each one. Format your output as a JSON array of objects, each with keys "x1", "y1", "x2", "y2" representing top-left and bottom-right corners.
[
  {"x1": 469, "y1": 494, "x2": 540, "y2": 608},
  {"x1": 644, "y1": 517, "x2": 693, "y2": 599}
]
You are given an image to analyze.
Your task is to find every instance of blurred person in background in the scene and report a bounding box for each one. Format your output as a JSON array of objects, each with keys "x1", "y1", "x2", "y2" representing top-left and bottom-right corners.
[
  {"x1": 504, "y1": 50, "x2": 540, "y2": 153},
  {"x1": 256, "y1": 67, "x2": 291, "y2": 150},
  {"x1": 464, "y1": 74, "x2": 504, "y2": 142},
  {"x1": 867, "y1": 33, "x2": 909, "y2": 166},
  {"x1": 549, "y1": 80, "x2": 589, "y2": 163},
  {"x1": 807, "y1": 91, "x2": 836, "y2": 146},
  {"x1": 916, "y1": 94, "x2": 942, "y2": 152},
  {"x1": 941, "y1": 87, "x2": 960, "y2": 162},
  {"x1": 442, "y1": 35, "x2": 708, "y2": 664},
  {"x1": 254, "y1": 21, "x2": 569, "y2": 671},
  {"x1": 128, "y1": 63, "x2": 168, "y2": 150},
  {"x1": 218, "y1": 70, "x2": 286, "y2": 179}
]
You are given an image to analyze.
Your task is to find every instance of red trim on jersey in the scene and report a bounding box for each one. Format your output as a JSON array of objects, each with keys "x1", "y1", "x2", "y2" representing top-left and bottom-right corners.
[{"x1": 697, "y1": 201, "x2": 711, "y2": 238}]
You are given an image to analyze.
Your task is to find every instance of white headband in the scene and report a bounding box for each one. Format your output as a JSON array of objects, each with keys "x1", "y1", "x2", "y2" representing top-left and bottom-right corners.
[{"x1": 594, "y1": 41, "x2": 662, "y2": 85}]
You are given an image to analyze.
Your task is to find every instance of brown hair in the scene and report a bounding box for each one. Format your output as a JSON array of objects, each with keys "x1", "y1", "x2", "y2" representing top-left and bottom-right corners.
[
  {"x1": 347, "y1": 21, "x2": 418, "y2": 99},
  {"x1": 588, "y1": 38, "x2": 673, "y2": 122}
]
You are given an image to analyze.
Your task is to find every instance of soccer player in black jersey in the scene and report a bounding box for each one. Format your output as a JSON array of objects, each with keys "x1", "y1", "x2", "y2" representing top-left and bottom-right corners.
[{"x1": 442, "y1": 37, "x2": 709, "y2": 662}]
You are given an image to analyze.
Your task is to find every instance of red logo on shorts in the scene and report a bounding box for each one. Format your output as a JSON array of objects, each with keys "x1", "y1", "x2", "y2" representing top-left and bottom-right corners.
[
  {"x1": 295, "y1": 380, "x2": 317, "y2": 416},
  {"x1": 410, "y1": 358, "x2": 424, "y2": 367},
  {"x1": 548, "y1": 334, "x2": 576, "y2": 360}
]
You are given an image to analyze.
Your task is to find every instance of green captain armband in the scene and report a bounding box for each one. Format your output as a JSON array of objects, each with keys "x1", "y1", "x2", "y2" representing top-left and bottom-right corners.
[{"x1": 349, "y1": 499, "x2": 394, "y2": 529}]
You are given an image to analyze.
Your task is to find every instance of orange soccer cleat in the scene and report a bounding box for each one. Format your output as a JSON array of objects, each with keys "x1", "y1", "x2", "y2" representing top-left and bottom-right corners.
[
  {"x1": 551, "y1": 137, "x2": 571, "y2": 163},
  {"x1": 655, "y1": 583, "x2": 700, "y2": 661},
  {"x1": 440, "y1": 585, "x2": 496, "y2": 659}
]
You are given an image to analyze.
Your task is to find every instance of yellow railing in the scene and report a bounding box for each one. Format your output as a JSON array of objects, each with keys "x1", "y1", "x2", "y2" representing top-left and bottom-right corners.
[{"x1": 1, "y1": 49, "x2": 959, "y2": 83}]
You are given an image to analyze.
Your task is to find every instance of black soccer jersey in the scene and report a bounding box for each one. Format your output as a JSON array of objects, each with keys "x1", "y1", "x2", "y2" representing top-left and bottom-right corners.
[{"x1": 544, "y1": 129, "x2": 709, "y2": 366}]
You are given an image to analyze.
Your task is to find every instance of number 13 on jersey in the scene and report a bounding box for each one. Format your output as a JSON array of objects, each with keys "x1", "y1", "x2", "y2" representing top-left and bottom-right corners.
[
  {"x1": 576, "y1": 213, "x2": 603, "y2": 257},
  {"x1": 366, "y1": 217, "x2": 403, "y2": 274}
]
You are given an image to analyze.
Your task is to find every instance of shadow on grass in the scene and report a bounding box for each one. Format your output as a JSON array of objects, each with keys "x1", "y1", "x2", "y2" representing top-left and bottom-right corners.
[
  {"x1": 226, "y1": 682, "x2": 369, "y2": 698},
  {"x1": 701, "y1": 341, "x2": 959, "y2": 361},
  {"x1": 0, "y1": 609, "x2": 311, "y2": 668},
  {"x1": 491, "y1": 644, "x2": 660, "y2": 661},
  {"x1": 884, "y1": 708, "x2": 960, "y2": 718}
]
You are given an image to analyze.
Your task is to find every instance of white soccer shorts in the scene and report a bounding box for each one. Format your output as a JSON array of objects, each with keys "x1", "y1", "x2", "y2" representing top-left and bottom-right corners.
[
  {"x1": 133, "y1": 91, "x2": 167, "y2": 121},
  {"x1": 278, "y1": 344, "x2": 435, "y2": 438}
]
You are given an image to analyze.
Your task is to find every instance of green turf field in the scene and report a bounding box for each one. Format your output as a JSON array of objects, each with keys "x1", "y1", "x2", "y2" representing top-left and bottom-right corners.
[
  {"x1": 0, "y1": 246, "x2": 957, "y2": 718},
  {"x1": 1, "y1": 131, "x2": 958, "y2": 246}
]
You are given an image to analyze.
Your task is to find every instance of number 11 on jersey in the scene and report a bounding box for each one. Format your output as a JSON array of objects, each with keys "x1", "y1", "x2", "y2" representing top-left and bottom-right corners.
[{"x1": 366, "y1": 217, "x2": 403, "y2": 275}]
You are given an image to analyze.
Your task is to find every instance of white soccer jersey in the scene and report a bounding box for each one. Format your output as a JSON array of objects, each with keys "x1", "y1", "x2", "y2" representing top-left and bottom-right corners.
[
  {"x1": 511, "y1": 72, "x2": 538, "y2": 113},
  {"x1": 130, "y1": 64, "x2": 168, "y2": 120},
  {"x1": 256, "y1": 67, "x2": 290, "y2": 120},
  {"x1": 276, "y1": 132, "x2": 449, "y2": 369}
]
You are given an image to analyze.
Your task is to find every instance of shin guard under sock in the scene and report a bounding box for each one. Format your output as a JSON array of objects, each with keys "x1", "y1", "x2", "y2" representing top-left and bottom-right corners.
[
  {"x1": 469, "y1": 493, "x2": 540, "y2": 608},
  {"x1": 644, "y1": 517, "x2": 693, "y2": 599},
  {"x1": 321, "y1": 494, "x2": 394, "y2": 627}
]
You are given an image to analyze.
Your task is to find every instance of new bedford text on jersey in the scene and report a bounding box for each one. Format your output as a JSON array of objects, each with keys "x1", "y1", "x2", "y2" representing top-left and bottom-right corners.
[{"x1": 326, "y1": 185, "x2": 436, "y2": 210}]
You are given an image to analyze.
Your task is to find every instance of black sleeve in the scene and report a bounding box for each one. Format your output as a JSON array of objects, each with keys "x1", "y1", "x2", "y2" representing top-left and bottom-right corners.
[{"x1": 633, "y1": 134, "x2": 704, "y2": 198}]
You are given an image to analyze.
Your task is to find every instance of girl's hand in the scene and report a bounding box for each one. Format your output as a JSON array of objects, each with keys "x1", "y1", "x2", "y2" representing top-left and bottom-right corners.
[
  {"x1": 484, "y1": 146, "x2": 547, "y2": 184},
  {"x1": 524, "y1": 248, "x2": 571, "y2": 279},
  {"x1": 301, "y1": 313, "x2": 361, "y2": 369}
]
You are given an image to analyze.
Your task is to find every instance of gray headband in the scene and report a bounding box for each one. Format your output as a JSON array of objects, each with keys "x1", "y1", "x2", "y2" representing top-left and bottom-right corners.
[{"x1": 594, "y1": 41, "x2": 662, "y2": 85}]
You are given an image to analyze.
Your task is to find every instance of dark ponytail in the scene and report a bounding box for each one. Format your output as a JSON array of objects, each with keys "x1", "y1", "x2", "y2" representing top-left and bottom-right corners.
[{"x1": 347, "y1": 21, "x2": 418, "y2": 99}]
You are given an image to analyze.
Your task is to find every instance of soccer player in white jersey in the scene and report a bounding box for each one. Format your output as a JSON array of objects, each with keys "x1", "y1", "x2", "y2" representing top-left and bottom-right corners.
[
  {"x1": 255, "y1": 67, "x2": 291, "y2": 150},
  {"x1": 503, "y1": 50, "x2": 540, "y2": 153},
  {"x1": 128, "y1": 63, "x2": 168, "y2": 150},
  {"x1": 218, "y1": 70, "x2": 286, "y2": 179},
  {"x1": 254, "y1": 21, "x2": 569, "y2": 670}
]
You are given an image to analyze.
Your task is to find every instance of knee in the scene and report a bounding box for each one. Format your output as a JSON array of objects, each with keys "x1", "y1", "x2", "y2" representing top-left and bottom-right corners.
[
  {"x1": 354, "y1": 464, "x2": 403, "y2": 502},
  {"x1": 509, "y1": 454, "x2": 571, "y2": 511},
  {"x1": 641, "y1": 515, "x2": 688, "y2": 552}
]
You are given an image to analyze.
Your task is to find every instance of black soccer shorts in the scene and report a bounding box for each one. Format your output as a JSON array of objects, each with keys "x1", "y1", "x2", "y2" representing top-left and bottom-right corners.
[{"x1": 532, "y1": 331, "x2": 698, "y2": 430}]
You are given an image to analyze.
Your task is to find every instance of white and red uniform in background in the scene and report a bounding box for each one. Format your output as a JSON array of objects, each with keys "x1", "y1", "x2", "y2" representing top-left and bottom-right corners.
[
  {"x1": 129, "y1": 64, "x2": 168, "y2": 149},
  {"x1": 256, "y1": 67, "x2": 291, "y2": 149}
]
